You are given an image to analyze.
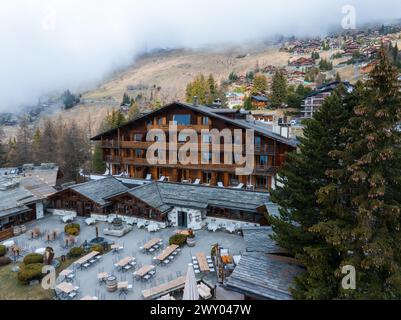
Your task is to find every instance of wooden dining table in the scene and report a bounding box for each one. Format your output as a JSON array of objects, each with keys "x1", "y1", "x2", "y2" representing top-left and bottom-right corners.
[
  {"x1": 74, "y1": 251, "x2": 99, "y2": 266},
  {"x1": 134, "y1": 265, "x2": 155, "y2": 277},
  {"x1": 56, "y1": 282, "x2": 75, "y2": 294},
  {"x1": 117, "y1": 256, "x2": 133, "y2": 267},
  {"x1": 97, "y1": 272, "x2": 108, "y2": 280},
  {"x1": 142, "y1": 276, "x2": 186, "y2": 300},
  {"x1": 143, "y1": 238, "x2": 162, "y2": 250},
  {"x1": 196, "y1": 253, "x2": 210, "y2": 272},
  {"x1": 155, "y1": 245, "x2": 179, "y2": 261},
  {"x1": 59, "y1": 269, "x2": 73, "y2": 279}
]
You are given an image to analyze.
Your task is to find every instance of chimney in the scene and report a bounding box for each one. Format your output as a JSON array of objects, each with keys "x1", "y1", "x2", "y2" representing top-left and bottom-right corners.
[{"x1": 193, "y1": 96, "x2": 199, "y2": 106}]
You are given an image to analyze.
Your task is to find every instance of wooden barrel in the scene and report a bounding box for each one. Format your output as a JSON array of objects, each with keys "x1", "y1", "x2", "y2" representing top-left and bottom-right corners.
[{"x1": 106, "y1": 276, "x2": 117, "y2": 292}]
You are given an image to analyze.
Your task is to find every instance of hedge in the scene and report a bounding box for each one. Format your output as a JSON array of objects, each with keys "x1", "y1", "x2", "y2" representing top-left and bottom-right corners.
[
  {"x1": 17, "y1": 263, "x2": 44, "y2": 284},
  {"x1": 67, "y1": 247, "x2": 84, "y2": 258},
  {"x1": 169, "y1": 234, "x2": 188, "y2": 246},
  {"x1": 23, "y1": 253, "x2": 44, "y2": 265},
  {"x1": 0, "y1": 256, "x2": 11, "y2": 266},
  {"x1": 65, "y1": 223, "x2": 80, "y2": 236},
  {"x1": 90, "y1": 244, "x2": 104, "y2": 254},
  {"x1": 0, "y1": 245, "x2": 6, "y2": 257}
]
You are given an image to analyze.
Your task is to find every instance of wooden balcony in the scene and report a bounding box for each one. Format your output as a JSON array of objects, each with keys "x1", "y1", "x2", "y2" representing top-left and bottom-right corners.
[
  {"x1": 254, "y1": 145, "x2": 277, "y2": 155},
  {"x1": 146, "y1": 124, "x2": 211, "y2": 132},
  {"x1": 120, "y1": 141, "x2": 153, "y2": 149},
  {"x1": 101, "y1": 140, "x2": 119, "y2": 148},
  {"x1": 104, "y1": 155, "x2": 278, "y2": 174}
]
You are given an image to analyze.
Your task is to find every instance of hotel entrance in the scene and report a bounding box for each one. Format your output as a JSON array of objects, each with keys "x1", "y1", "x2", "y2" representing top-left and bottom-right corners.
[{"x1": 177, "y1": 211, "x2": 188, "y2": 228}]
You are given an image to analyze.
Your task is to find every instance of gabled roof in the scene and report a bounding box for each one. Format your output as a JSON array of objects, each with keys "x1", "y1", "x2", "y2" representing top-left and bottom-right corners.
[
  {"x1": 251, "y1": 95, "x2": 270, "y2": 102},
  {"x1": 225, "y1": 252, "x2": 304, "y2": 300},
  {"x1": 128, "y1": 183, "x2": 172, "y2": 213},
  {"x1": 18, "y1": 176, "x2": 56, "y2": 199},
  {"x1": 0, "y1": 179, "x2": 39, "y2": 218},
  {"x1": 242, "y1": 226, "x2": 285, "y2": 254},
  {"x1": 90, "y1": 101, "x2": 297, "y2": 147},
  {"x1": 67, "y1": 177, "x2": 128, "y2": 207},
  {"x1": 106, "y1": 181, "x2": 272, "y2": 213}
]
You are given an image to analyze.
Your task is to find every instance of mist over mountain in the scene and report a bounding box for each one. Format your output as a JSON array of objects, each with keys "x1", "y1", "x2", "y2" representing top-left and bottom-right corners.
[{"x1": 1, "y1": 0, "x2": 400, "y2": 112}]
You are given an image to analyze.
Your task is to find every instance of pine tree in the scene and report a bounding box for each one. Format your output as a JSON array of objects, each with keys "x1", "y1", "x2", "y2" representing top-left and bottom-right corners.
[
  {"x1": 252, "y1": 74, "x2": 268, "y2": 95},
  {"x1": 207, "y1": 74, "x2": 217, "y2": 105},
  {"x1": 127, "y1": 102, "x2": 141, "y2": 120},
  {"x1": 271, "y1": 71, "x2": 287, "y2": 108},
  {"x1": 32, "y1": 128, "x2": 41, "y2": 164},
  {"x1": 38, "y1": 119, "x2": 59, "y2": 164},
  {"x1": 336, "y1": 72, "x2": 341, "y2": 82},
  {"x1": 15, "y1": 116, "x2": 33, "y2": 165},
  {"x1": 270, "y1": 85, "x2": 354, "y2": 299},
  {"x1": 121, "y1": 93, "x2": 131, "y2": 106},
  {"x1": 243, "y1": 96, "x2": 253, "y2": 110},
  {"x1": 92, "y1": 142, "x2": 106, "y2": 174},
  {"x1": 312, "y1": 49, "x2": 401, "y2": 299}
]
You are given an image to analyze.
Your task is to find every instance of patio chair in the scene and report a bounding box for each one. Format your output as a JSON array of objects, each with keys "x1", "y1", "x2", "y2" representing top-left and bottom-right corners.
[
  {"x1": 68, "y1": 291, "x2": 78, "y2": 299},
  {"x1": 158, "y1": 176, "x2": 166, "y2": 182},
  {"x1": 232, "y1": 183, "x2": 244, "y2": 189},
  {"x1": 123, "y1": 265, "x2": 132, "y2": 271},
  {"x1": 217, "y1": 182, "x2": 224, "y2": 188},
  {"x1": 193, "y1": 179, "x2": 201, "y2": 185},
  {"x1": 143, "y1": 274, "x2": 152, "y2": 281},
  {"x1": 145, "y1": 174, "x2": 152, "y2": 181},
  {"x1": 162, "y1": 259, "x2": 170, "y2": 266}
]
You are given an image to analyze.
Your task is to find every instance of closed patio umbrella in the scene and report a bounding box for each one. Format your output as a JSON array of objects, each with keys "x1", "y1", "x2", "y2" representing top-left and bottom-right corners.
[{"x1": 183, "y1": 263, "x2": 199, "y2": 300}]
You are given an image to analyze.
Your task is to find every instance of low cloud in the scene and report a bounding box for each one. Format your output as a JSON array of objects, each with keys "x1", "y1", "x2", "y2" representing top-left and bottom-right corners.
[{"x1": 0, "y1": 0, "x2": 400, "y2": 111}]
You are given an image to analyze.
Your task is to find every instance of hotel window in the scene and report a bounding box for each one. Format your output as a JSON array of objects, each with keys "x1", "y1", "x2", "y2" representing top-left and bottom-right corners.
[
  {"x1": 157, "y1": 117, "x2": 163, "y2": 125},
  {"x1": 256, "y1": 176, "x2": 268, "y2": 188},
  {"x1": 133, "y1": 134, "x2": 143, "y2": 141},
  {"x1": 146, "y1": 119, "x2": 152, "y2": 126},
  {"x1": 255, "y1": 136, "x2": 262, "y2": 147},
  {"x1": 178, "y1": 133, "x2": 189, "y2": 143},
  {"x1": 173, "y1": 114, "x2": 191, "y2": 125},
  {"x1": 202, "y1": 152, "x2": 212, "y2": 163},
  {"x1": 135, "y1": 149, "x2": 142, "y2": 158},
  {"x1": 202, "y1": 117, "x2": 209, "y2": 125},
  {"x1": 259, "y1": 155, "x2": 269, "y2": 166},
  {"x1": 202, "y1": 133, "x2": 212, "y2": 144},
  {"x1": 203, "y1": 172, "x2": 212, "y2": 183}
]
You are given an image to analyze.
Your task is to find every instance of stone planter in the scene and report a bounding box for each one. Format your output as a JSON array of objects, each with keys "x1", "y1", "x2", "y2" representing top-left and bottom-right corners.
[{"x1": 186, "y1": 237, "x2": 196, "y2": 247}]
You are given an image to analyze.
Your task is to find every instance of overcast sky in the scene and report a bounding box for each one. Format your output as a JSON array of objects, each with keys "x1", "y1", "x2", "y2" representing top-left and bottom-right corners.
[{"x1": 0, "y1": 0, "x2": 400, "y2": 112}]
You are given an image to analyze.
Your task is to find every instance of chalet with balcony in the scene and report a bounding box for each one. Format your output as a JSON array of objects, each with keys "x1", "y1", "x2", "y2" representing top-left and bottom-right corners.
[
  {"x1": 47, "y1": 177, "x2": 128, "y2": 217},
  {"x1": 301, "y1": 81, "x2": 354, "y2": 119},
  {"x1": 91, "y1": 102, "x2": 298, "y2": 191}
]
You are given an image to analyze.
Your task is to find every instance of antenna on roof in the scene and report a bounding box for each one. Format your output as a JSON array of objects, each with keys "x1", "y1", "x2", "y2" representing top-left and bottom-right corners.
[{"x1": 193, "y1": 96, "x2": 199, "y2": 106}]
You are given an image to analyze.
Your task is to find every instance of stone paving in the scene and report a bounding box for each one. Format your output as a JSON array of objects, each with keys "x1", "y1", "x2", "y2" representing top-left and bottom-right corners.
[{"x1": 1, "y1": 215, "x2": 247, "y2": 300}]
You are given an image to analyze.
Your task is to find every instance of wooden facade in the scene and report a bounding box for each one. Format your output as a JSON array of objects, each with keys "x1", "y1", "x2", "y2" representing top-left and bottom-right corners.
[
  {"x1": 108, "y1": 193, "x2": 167, "y2": 222},
  {"x1": 92, "y1": 102, "x2": 296, "y2": 191},
  {"x1": 48, "y1": 189, "x2": 110, "y2": 217}
]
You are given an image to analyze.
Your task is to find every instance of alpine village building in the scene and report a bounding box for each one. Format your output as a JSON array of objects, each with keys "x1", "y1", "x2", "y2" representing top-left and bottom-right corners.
[{"x1": 91, "y1": 101, "x2": 298, "y2": 191}]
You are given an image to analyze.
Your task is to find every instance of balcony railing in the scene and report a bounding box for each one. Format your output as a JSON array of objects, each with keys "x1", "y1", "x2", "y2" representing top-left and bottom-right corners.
[
  {"x1": 105, "y1": 155, "x2": 279, "y2": 174},
  {"x1": 102, "y1": 140, "x2": 119, "y2": 148},
  {"x1": 108, "y1": 140, "x2": 278, "y2": 155},
  {"x1": 146, "y1": 124, "x2": 211, "y2": 132}
]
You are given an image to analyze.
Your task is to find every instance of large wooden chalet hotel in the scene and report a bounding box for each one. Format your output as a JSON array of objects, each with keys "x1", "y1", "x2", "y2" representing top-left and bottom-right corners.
[{"x1": 91, "y1": 102, "x2": 297, "y2": 191}]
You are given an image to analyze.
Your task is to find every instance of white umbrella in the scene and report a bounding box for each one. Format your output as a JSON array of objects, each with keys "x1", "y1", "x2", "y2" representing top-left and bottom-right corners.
[{"x1": 183, "y1": 263, "x2": 199, "y2": 300}]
